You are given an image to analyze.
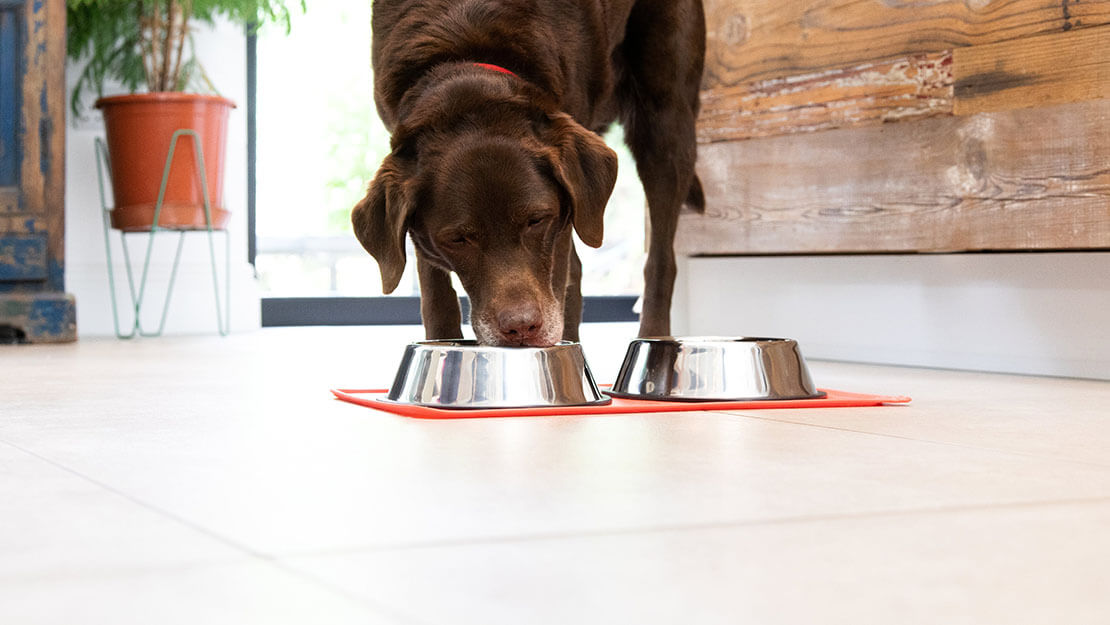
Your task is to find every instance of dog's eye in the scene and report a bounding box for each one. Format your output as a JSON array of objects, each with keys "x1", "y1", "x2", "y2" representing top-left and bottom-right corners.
[
  {"x1": 527, "y1": 215, "x2": 550, "y2": 228},
  {"x1": 442, "y1": 231, "x2": 471, "y2": 247}
]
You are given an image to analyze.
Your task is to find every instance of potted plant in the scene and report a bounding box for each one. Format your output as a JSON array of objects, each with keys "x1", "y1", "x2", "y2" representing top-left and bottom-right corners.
[{"x1": 67, "y1": 0, "x2": 303, "y2": 231}]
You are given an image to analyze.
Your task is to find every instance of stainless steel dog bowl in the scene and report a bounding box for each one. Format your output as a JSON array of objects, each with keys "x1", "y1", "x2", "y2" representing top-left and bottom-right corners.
[
  {"x1": 609, "y1": 337, "x2": 825, "y2": 402},
  {"x1": 384, "y1": 340, "x2": 610, "y2": 409}
]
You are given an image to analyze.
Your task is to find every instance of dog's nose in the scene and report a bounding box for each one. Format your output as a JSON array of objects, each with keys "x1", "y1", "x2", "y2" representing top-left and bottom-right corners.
[{"x1": 497, "y1": 304, "x2": 544, "y2": 345}]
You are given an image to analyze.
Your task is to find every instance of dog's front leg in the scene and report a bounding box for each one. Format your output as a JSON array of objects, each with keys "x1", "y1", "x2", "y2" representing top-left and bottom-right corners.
[
  {"x1": 562, "y1": 244, "x2": 583, "y2": 343},
  {"x1": 416, "y1": 253, "x2": 463, "y2": 340}
]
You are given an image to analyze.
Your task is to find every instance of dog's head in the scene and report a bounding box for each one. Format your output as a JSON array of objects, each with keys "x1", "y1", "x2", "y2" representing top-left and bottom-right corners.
[{"x1": 351, "y1": 79, "x2": 617, "y2": 346}]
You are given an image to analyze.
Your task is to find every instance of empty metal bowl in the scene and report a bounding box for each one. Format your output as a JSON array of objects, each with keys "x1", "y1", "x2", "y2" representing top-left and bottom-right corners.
[
  {"x1": 384, "y1": 340, "x2": 610, "y2": 409},
  {"x1": 609, "y1": 336, "x2": 825, "y2": 402}
]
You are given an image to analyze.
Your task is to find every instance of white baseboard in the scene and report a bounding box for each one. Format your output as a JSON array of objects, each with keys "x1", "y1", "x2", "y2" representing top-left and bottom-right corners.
[{"x1": 676, "y1": 252, "x2": 1110, "y2": 380}]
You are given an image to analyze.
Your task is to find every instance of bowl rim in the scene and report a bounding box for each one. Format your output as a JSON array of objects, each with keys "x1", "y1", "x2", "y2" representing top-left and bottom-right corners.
[
  {"x1": 629, "y1": 336, "x2": 798, "y2": 344},
  {"x1": 408, "y1": 339, "x2": 583, "y2": 352},
  {"x1": 377, "y1": 394, "x2": 613, "y2": 410},
  {"x1": 603, "y1": 389, "x2": 826, "y2": 402}
]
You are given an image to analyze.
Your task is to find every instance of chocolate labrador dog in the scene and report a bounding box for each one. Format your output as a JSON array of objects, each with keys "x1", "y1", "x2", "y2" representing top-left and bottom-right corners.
[{"x1": 353, "y1": 0, "x2": 705, "y2": 346}]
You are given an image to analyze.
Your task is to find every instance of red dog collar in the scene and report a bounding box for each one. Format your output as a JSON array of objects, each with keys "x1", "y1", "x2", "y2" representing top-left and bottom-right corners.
[{"x1": 473, "y1": 62, "x2": 517, "y2": 78}]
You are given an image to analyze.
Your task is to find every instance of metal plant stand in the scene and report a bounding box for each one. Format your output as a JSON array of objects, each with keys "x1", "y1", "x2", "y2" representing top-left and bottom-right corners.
[{"x1": 95, "y1": 130, "x2": 230, "y2": 338}]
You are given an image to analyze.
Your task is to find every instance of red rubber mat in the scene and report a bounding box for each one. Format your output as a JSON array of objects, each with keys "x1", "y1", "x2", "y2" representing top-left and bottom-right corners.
[{"x1": 331, "y1": 388, "x2": 911, "y2": 420}]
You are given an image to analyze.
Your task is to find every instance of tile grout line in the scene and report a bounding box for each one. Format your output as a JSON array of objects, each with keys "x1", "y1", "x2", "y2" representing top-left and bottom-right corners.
[
  {"x1": 0, "y1": 440, "x2": 273, "y2": 560},
  {"x1": 708, "y1": 409, "x2": 1110, "y2": 470},
  {"x1": 0, "y1": 439, "x2": 430, "y2": 625},
  {"x1": 276, "y1": 494, "x2": 1110, "y2": 560}
]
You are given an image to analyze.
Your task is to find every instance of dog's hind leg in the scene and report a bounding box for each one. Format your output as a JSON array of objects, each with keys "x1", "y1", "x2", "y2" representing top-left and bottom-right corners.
[
  {"x1": 416, "y1": 254, "x2": 463, "y2": 340},
  {"x1": 620, "y1": 0, "x2": 706, "y2": 338},
  {"x1": 628, "y1": 116, "x2": 694, "y2": 338}
]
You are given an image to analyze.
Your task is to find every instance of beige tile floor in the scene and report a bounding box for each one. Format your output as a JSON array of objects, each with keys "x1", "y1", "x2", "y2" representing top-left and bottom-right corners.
[{"x1": 3, "y1": 324, "x2": 1109, "y2": 624}]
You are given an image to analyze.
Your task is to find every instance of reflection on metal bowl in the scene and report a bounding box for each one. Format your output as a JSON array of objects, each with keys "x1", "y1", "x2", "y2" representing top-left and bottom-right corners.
[
  {"x1": 609, "y1": 336, "x2": 825, "y2": 402},
  {"x1": 384, "y1": 340, "x2": 610, "y2": 409}
]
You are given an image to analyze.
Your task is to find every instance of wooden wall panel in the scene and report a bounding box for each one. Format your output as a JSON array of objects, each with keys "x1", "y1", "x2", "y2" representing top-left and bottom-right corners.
[
  {"x1": 699, "y1": 20, "x2": 1110, "y2": 143},
  {"x1": 954, "y1": 26, "x2": 1110, "y2": 115},
  {"x1": 686, "y1": 0, "x2": 1110, "y2": 255},
  {"x1": 698, "y1": 52, "x2": 954, "y2": 143},
  {"x1": 678, "y1": 99, "x2": 1110, "y2": 255},
  {"x1": 704, "y1": 0, "x2": 1110, "y2": 89}
]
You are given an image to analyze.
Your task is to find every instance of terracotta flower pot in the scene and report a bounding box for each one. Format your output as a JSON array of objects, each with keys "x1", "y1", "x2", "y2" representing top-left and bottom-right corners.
[{"x1": 96, "y1": 93, "x2": 236, "y2": 232}]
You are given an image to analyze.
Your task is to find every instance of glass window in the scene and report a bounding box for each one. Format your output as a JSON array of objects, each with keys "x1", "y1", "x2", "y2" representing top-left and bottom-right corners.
[{"x1": 253, "y1": 0, "x2": 645, "y2": 299}]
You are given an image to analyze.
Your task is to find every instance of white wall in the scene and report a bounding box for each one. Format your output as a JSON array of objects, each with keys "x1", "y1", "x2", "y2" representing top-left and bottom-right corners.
[
  {"x1": 675, "y1": 253, "x2": 1110, "y2": 380},
  {"x1": 65, "y1": 20, "x2": 260, "y2": 337}
]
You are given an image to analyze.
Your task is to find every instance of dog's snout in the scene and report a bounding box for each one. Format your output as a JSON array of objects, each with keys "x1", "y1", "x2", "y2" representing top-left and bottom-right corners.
[{"x1": 497, "y1": 304, "x2": 545, "y2": 346}]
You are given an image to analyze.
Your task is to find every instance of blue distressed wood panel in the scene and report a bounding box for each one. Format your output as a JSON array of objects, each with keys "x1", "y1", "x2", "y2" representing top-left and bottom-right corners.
[
  {"x1": 0, "y1": 233, "x2": 47, "y2": 280},
  {"x1": 0, "y1": 292, "x2": 75, "y2": 342},
  {"x1": 0, "y1": 0, "x2": 74, "y2": 341},
  {"x1": 0, "y1": 3, "x2": 22, "y2": 188}
]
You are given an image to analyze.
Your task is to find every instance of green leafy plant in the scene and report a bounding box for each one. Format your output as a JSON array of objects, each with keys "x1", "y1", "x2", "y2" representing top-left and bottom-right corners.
[{"x1": 66, "y1": 0, "x2": 304, "y2": 115}]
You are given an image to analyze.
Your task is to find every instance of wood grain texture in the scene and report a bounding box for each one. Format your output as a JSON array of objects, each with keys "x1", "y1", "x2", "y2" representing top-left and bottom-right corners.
[
  {"x1": 0, "y1": 0, "x2": 71, "y2": 340},
  {"x1": 0, "y1": 214, "x2": 43, "y2": 234},
  {"x1": 954, "y1": 24, "x2": 1110, "y2": 115},
  {"x1": 43, "y1": 0, "x2": 66, "y2": 291},
  {"x1": 12, "y1": 0, "x2": 65, "y2": 292},
  {"x1": 698, "y1": 52, "x2": 954, "y2": 143},
  {"x1": 678, "y1": 99, "x2": 1110, "y2": 255},
  {"x1": 0, "y1": 187, "x2": 17, "y2": 212},
  {"x1": 19, "y1": 0, "x2": 44, "y2": 221},
  {"x1": 704, "y1": 0, "x2": 1110, "y2": 89}
]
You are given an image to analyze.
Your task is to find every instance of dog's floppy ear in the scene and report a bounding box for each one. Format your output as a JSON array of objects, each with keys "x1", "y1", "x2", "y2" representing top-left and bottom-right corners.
[
  {"x1": 351, "y1": 153, "x2": 415, "y2": 294},
  {"x1": 544, "y1": 113, "x2": 618, "y2": 248}
]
